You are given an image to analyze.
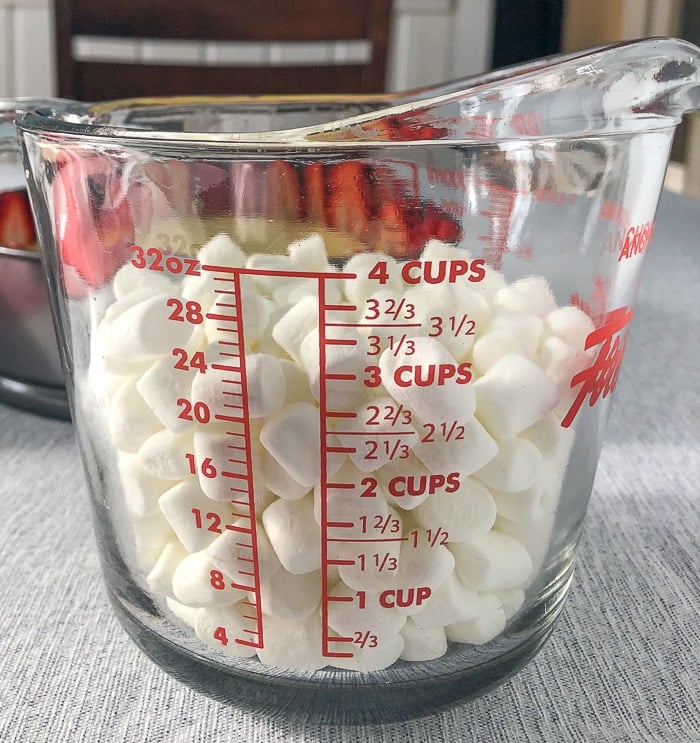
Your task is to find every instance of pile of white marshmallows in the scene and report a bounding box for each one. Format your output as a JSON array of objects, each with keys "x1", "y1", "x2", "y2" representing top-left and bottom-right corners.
[{"x1": 85, "y1": 232, "x2": 594, "y2": 673}]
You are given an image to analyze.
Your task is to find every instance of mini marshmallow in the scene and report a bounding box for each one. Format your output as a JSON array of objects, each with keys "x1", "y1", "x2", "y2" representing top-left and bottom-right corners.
[
  {"x1": 261, "y1": 447, "x2": 310, "y2": 501},
  {"x1": 493, "y1": 588, "x2": 525, "y2": 620},
  {"x1": 343, "y1": 252, "x2": 404, "y2": 306},
  {"x1": 380, "y1": 336, "x2": 476, "y2": 425},
  {"x1": 113, "y1": 262, "x2": 175, "y2": 300},
  {"x1": 278, "y1": 359, "x2": 315, "y2": 406},
  {"x1": 470, "y1": 265, "x2": 507, "y2": 302},
  {"x1": 413, "y1": 476, "x2": 497, "y2": 542},
  {"x1": 257, "y1": 613, "x2": 326, "y2": 671},
  {"x1": 327, "y1": 582, "x2": 407, "y2": 636},
  {"x1": 194, "y1": 604, "x2": 258, "y2": 658},
  {"x1": 166, "y1": 597, "x2": 199, "y2": 628},
  {"x1": 330, "y1": 631, "x2": 404, "y2": 673},
  {"x1": 520, "y1": 412, "x2": 575, "y2": 466},
  {"x1": 171, "y1": 549, "x2": 247, "y2": 607},
  {"x1": 537, "y1": 334, "x2": 592, "y2": 399},
  {"x1": 245, "y1": 253, "x2": 296, "y2": 296},
  {"x1": 452, "y1": 530, "x2": 533, "y2": 591},
  {"x1": 488, "y1": 312, "x2": 544, "y2": 359},
  {"x1": 139, "y1": 428, "x2": 196, "y2": 480},
  {"x1": 271, "y1": 296, "x2": 319, "y2": 364},
  {"x1": 446, "y1": 593, "x2": 506, "y2": 645},
  {"x1": 546, "y1": 305, "x2": 595, "y2": 350},
  {"x1": 257, "y1": 568, "x2": 321, "y2": 620},
  {"x1": 411, "y1": 571, "x2": 479, "y2": 628},
  {"x1": 136, "y1": 355, "x2": 199, "y2": 433},
  {"x1": 333, "y1": 395, "x2": 419, "y2": 473},
  {"x1": 259, "y1": 402, "x2": 322, "y2": 488},
  {"x1": 474, "y1": 354, "x2": 558, "y2": 439},
  {"x1": 146, "y1": 540, "x2": 189, "y2": 598},
  {"x1": 158, "y1": 479, "x2": 236, "y2": 552},
  {"x1": 494, "y1": 276, "x2": 557, "y2": 317},
  {"x1": 108, "y1": 378, "x2": 163, "y2": 453},
  {"x1": 242, "y1": 353, "x2": 286, "y2": 418},
  {"x1": 206, "y1": 523, "x2": 281, "y2": 589},
  {"x1": 392, "y1": 543, "x2": 455, "y2": 600},
  {"x1": 471, "y1": 329, "x2": 529, "y2": 376},
  {"x1": 491, "y1": 469, "x2": 561, "y2": 524},
  {"x1": 106, "y1": 292, "x2": 194, "y2": 363},
  {"x1": 400, "y1": 619, "x2": 447, "y2": 662},
  {"x1": 300, "y1": 326, "x2": 371, "y2": 411},
  {"x1": 474, "y1": 437, "x2": 543, "y2": 493},
  {"x1": 412, "y1": 418, "x2": 498, "y2": 477},
  {"x1": 287, "y1": 233, "x2": 328, "y2": 271},
  {"x1": 118, "y1": 451, "x2": 171, "y2": 516},
  {"x1": 131, "y1": 512, "x2": 175, "y2": 572},
  {"x1": 261, "y1": 494, "x2": 321, "y2": 574},
  {"x1": 495, "y1": 513, "x2": 555, "y2": 575}
]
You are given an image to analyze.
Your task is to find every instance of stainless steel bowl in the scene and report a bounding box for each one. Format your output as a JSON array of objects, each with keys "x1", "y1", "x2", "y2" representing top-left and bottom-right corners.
[
  {"x1": 1, "y1": 97, "x2": 69, "y2": 419},
  {"x1": 0, "y1": 245, "x2": 69, "y2": 418}
]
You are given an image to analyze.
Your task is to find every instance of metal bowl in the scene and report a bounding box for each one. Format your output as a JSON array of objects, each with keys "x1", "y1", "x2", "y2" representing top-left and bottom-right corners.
[{"x1": 0, "y1": 244, "x2": 69, "y2": 418}]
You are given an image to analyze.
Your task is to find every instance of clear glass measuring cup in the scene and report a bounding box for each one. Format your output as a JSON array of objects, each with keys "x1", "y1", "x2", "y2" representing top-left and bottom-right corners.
[{"x1": 16, "y1": 37, "x2": 700, "y2": 724}]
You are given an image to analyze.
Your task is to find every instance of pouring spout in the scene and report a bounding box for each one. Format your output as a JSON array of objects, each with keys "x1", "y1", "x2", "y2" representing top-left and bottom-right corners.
[{"x1": 301, "y1": 37, "x2": 700, "y2": 145}]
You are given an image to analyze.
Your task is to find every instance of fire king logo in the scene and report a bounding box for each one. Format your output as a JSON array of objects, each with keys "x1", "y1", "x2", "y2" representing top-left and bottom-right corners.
[
  {"x1": 618, "y1": 221, "x2": 654, "y2": 261},
  {"x1": 561, "y1": 306, "x2": 635, "y2": 428}
]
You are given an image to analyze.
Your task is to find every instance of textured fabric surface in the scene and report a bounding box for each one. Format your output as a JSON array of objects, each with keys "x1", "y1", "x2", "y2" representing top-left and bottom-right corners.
[{"x1": 0, "y1": 191, "x2": 698, "y2": 742}]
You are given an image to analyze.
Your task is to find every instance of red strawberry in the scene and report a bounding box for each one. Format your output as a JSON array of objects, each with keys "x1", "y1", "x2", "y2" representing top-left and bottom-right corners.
[
  {"x1": 369, "y1": 201, "x2": 412, "y2": 257},
  {"x1": 325, "y1": 162, "x2": 374, "y2": 242},
  {"x1": 53, "y1": 152, "x2": 135, "y2": 293},
  {"x1": 264, "y1": 160, "x2": 302, "y2": 221},
  {"x1": 303, "y1": 162, "x2": 325, "y2": 223},
  {"x1": 0, "y1": 189, "x2": 36, "y2": 249},
  {"x1": 231, "y1": 162, "x2": 264, "y2": 217},
  {"x1": 192, "y1": 162, "x2": 230, "y2": 218}
]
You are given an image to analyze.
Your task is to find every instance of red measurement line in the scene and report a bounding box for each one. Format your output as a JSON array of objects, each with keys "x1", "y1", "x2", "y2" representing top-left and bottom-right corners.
[
  {"x1": 236, "y1": 639, "x2": 261, "y2": 648},
  {"x1": 230, "y1": 512, "x2": 252, "y2": 519},
  {"x1": 206, "y1": 312, "x2": 238, "y2": 321},
  {"x1": 326, "y1": 411, "x2": 357, "y2": 419},
  {"x1": 210, "y1": 363, "x2": 241, "y2": 372},
  {"x1": 328, "y1": 636, "x2": 354, "y2": 643},
  {"x1": 327, "y1": 482, "x2": 355, "y2": 489},
  {"x1": 326, "y1": 373, "x2": 357, "y2": 381},
  {"x1": 327, "y1": 558, "x2": 356, "y2": 566},
  {"x1": 215, "y1": 326, "x2": 237, "y2": 333},
  {"x1": 203, "y1": 264, "x2": 356, "y2": 280},
  {"x1": 327, "y1": 537, "x2": 408, "y2": 543},
  {"x1": 218, "y1": 351, "x2": 239, "y2": 357},
  {"x1": 215, "y1": 414, "x2": 245, "y2": 424},
  {"x1": 221, "y1": 470, "x2": 249, "y2": 480},
  {"x1": 227, "y1": 444, "x2": 247, "y2": 451},
  {"x1": 326, "y1": 521, "x2": 355, "y2": 528},
  {"x1": 328, "y1": 322, "x2": 422, "y2": 328},
  {"x1": 240, "y1": 570, "x2": 256, "y2": 577},
  {"x1": 332, "y1": 430, "x2": 413, "y2": 436},
  {"x1": 228, "y1": 457, "x2": 248, "y2": 465},
  {"x1": 230, "y1": 499, "x2": 250, "y2": 506},
  {"x1": 222, "y1": 392, "x2": 243, "y2": 400},
  {"x1": 214, "y1": 289, "x2": 236, "y2": 295},
  {"x1": 236, "y1": 542, "x2": 253, "y2": 549},
  {"x1": 238, "y1": 557, "x2": 255, "y2": 564},
  {"x1": 327, "y1": 595, "x2": 354, "y2": 603},
  {"x1": 214, "y1": 302, "x2": 238, "y2": 308},
  {"x1": 324, "y1": 303, "x2": 357, "y2": 312},
  {"x1": 325, "y1": 338, "x2": 357, "y2": 346},
  {"x1": 326, "y1": 445, "x2": 356, "y2": 454},
  {"x1": 241, "y1": 599, "x2": 256, "y2": 607},
  {"x1": 228, "y1": 487, "x2": 250, "y2": 495},
  {"x1": 224, "y1": 524, "x2": 251, "y2": 534},
  {"x1": 217, "y1": 341, "x2": 239, "y2": 347}
]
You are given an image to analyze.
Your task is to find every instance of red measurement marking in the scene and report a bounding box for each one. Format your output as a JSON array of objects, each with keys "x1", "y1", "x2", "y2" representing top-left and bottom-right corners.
[
  {"x1": 210, "y1": 363, "x2": 241, "y2": 372},
  {"x1": 328, "y1": 322, "x2": 422, "y2": 328},
  {"x1": 203, "y1": 264, "x2": 356, "y2": 280},
  {"x1": 327, "y1": 537, "x2": 407, "y2": 543},
  {"x1": 328, "y1": 636, "x2": 354, "y2": 643},
  {"x1": 215, "y1": 414, "x2": 246, "y2": 424},
  {"x1": 328, "y1": 595, "x2": 354, "y2": 603},
  {"x1": 325, "y1": 303, "x2": 357, "y2": 312},
  {"x1": 327, "y1": 558, "x2": 356, "y2": 566},
  {"x1": 326, "y1": 338, "x2": 357, "y2": 346},
  {"x1": 326, "y1": 445, "x2": 356, "y2": 454},
  {"x1": 326, "y1": 410, "x2": 357, "y2": 419},
  {"x1": 206, "y1": 312, "x2": 238, "y2": 321},
  {"x1": 326, "y1": 482, "x2": 355, "y2": 489},
  {"x1": 326, "y1": 373, "x2": 357, "y2": 381},
  {"x1": 221, "y1": 470, "x2": 249, "y2": 480},
  {"x1": 327, "y1": 521, "x2": 355, "y2": 528},
  {"x1": 224, "y1": 524, "x2": 250, "y2": 534}
]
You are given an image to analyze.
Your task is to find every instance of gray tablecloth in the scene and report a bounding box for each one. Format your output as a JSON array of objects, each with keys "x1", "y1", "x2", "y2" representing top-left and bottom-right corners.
[{"x1": 1, "y1": 191, "x2": 698, "y2": 743}]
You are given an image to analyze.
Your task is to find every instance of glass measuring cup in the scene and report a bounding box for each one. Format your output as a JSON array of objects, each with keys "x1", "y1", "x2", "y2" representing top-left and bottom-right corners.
[{"x1": 16, "y1": 38, "x2": 700, "y2": 725}]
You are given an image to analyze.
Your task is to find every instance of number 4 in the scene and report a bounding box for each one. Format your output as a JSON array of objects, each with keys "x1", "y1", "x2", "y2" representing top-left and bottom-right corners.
[
  {"x1": 213, "y1": 626, "x2": 229, "y2": 646},
  {"x1": 368, "y1": 261, "x2": 389, "y2": 284}
]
